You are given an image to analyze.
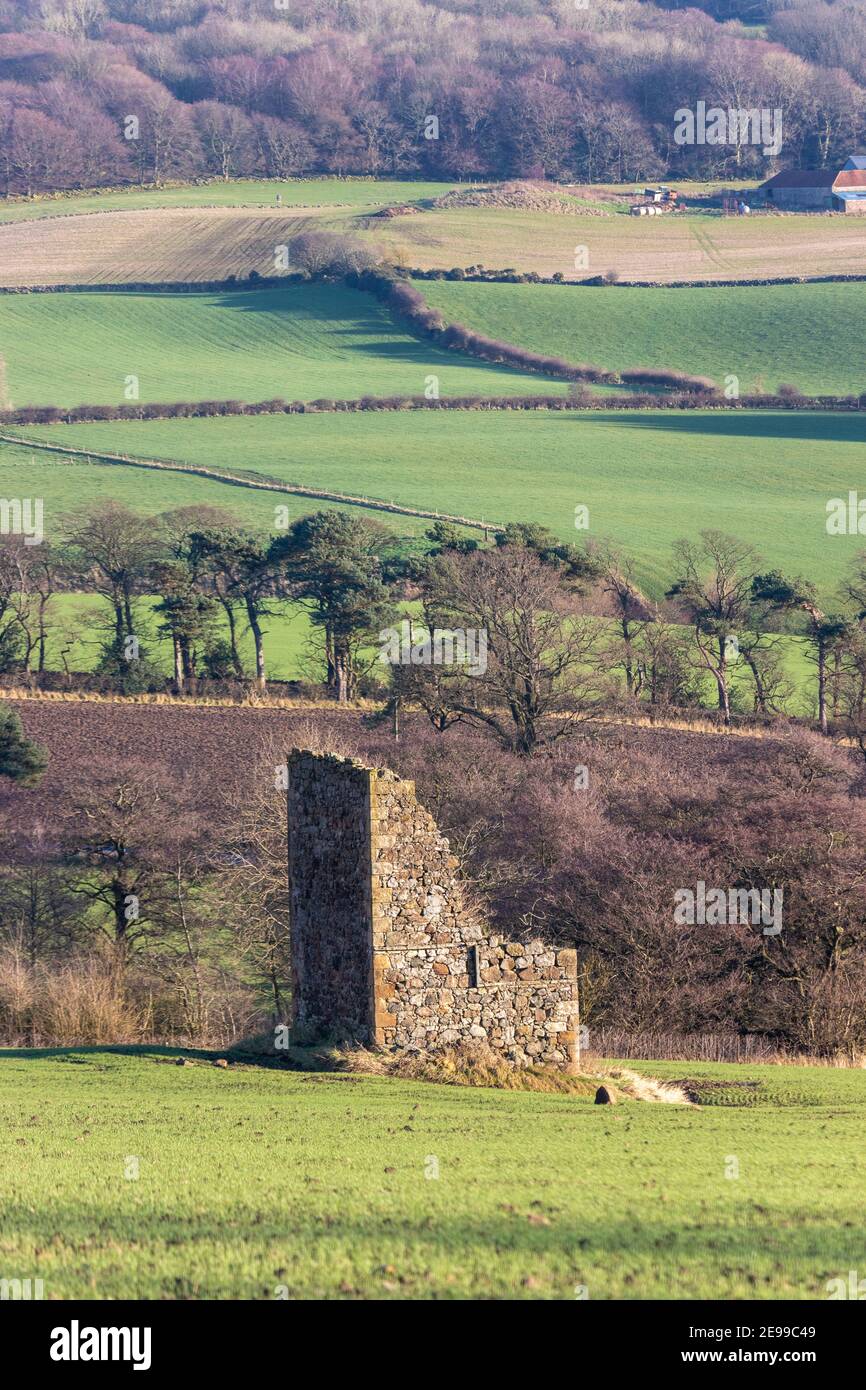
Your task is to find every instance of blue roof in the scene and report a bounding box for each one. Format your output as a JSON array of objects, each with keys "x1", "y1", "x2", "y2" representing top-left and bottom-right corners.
[{"x1": 843, "y1": 155, "x2": 866, "y2": 170}]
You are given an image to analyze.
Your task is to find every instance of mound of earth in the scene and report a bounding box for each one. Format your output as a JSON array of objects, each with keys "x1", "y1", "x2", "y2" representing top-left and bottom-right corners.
[
  {"x1": 373, "y1": 203, "x2": 424, "y2": 218},
  {"x1": 433, "y1": 181, "x2": 585, "y2": 214}
]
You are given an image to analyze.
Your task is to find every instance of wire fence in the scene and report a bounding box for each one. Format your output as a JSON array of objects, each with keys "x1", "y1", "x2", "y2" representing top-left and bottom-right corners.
[
  {"x1": 0, "y1": 433, "x2": 501, "y2": 532},
  {"x1": 584, "y1": 1030, "x2": 794, "y2": 1063}
]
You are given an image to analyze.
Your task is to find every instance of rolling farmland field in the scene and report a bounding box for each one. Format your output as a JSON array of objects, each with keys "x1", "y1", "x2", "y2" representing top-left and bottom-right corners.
[
  {"x1": 0, "y1": 442, "x2": 444, "y2": 536},
  {"x1": 3, "y1": 178, "x2": 863, "y2": 712},
  {"x1": 370, "y1": 204, "x2": 866, "y2": 283},
  {"x1": 0, "y1": 285, "x2": 565, "y2": 408},
  {"x1": 0, "y1": 204, "x2": 449, "y2": 290},
  {"x1": 18, "y1": 408, "x2": 866, "y2": 601},
  {"x1": 1, "y1": 178, "x2": 865, "y2": 288},
  {"x1": 423, "y1": 280, "x2": 866, "y2": 398}
]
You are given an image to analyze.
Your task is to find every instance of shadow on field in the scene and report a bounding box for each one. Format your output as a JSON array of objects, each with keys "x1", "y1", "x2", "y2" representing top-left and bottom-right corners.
[
  {"x1": 587, "y1": 411, "x2": 866, "y2": 445},
  {"x1": 0, "y1": 1044, "x2": 343, "y2": 1073},
  {"x1": 219, "y1": 285, "x2": 558, "y2": 386},
  {"x1": 0, "y1": 1044, "x2": 218, "y2": 1062},
  {"x1": 0, "y1": 1195, "x2": 845, "y2": 1299}
]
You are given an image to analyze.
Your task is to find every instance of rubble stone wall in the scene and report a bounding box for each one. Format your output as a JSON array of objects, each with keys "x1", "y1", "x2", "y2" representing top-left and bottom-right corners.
[
  {"x1": 288, "y1": 751, "x2": 579, "y2": 1069},
  {"x1": 288, "y1": 751, "x2": 374, "y2": 1043}
]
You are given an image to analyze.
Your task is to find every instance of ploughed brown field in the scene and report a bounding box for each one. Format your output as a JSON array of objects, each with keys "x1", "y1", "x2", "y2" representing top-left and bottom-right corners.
[
  {"x1": 2, "y1": 202, "x2": 866, "y2": 287},
  {"x1": 0, "y1": 695, "x2": 798, "y2": 851},
  {"x1": 0, "y1": 699, "x2": 319, "y2": 841},
  {"x1": 0, "y1": 206, "x2": 342, "y2": 287}
]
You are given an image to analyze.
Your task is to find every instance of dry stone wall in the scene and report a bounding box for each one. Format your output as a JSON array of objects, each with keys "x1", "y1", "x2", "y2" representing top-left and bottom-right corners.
[{"x1": 288, "y1": 750, "x2": 579, "y2": 1070}]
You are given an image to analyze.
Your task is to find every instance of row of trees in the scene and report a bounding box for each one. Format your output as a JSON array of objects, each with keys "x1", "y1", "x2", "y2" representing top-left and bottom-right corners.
[
  {"x1": 1, "y1": 0, "x2": 865, "y2": 192},
  {"x1": 0, "y1": 500, "x2": 403, "y2": 700},
  {"x1": 3, "y1": 501, "x2": 866, "y2": 751},
  {"x1": 385, "y1": 525, "x2": 866, "y2": 753}
]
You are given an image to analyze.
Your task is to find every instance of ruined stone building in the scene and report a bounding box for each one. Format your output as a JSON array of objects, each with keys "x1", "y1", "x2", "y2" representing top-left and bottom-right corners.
[{"x1": 288, "y1": 751, "x2": 579, "y2": 1070}]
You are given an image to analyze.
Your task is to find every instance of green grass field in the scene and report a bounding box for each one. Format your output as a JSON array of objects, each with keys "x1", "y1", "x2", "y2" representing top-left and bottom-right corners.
[
  {"x1": 423, "y1": 280, "x2": 866, "y2": 398},
  {"x1": 0, "y1": 285, "x2": 565, "y2": 408},
  {"x1": 0, "y1": 1050, "x2": 863, "y2": 1300},
  {"x1": 33, "y1": 593, "x2": 321, "y2": 684},
  {"x1": 0, "y1": 443, "x2": 437, "y2": 535},
  {"x1": 19, "y1": 409, "x2": 866, "y2": 601},
  {"x1": 0, "y1": 179, "x2": 462, "y2": 224},
  {"x1": 0, "y1": 178, "x2": 740, "y2": 227}
]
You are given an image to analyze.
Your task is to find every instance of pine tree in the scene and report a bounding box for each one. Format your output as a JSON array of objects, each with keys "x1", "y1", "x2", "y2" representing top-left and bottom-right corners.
[{"x1": 0, "y1": 704, "x2": 47, "y2": 786}]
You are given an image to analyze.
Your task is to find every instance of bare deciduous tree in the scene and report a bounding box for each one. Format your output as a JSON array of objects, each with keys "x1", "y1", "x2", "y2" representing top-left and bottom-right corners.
[
  {"x1": 667, "y1": 531, "x2": 761, "y2": 726},
  {"x1": 417, "y1": 545, "x2": 601, "y2": 754}
]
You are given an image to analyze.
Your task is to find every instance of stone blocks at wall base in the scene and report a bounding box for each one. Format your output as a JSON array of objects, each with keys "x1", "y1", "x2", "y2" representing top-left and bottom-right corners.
[{"x1": 288, "y1": 750, "x2": 579, "y2": 1071}]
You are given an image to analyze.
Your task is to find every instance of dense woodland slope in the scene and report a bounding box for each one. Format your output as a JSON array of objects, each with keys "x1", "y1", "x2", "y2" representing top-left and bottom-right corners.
[{"x1": 0, "y1": 0, "x2": 864, "y2": 194}]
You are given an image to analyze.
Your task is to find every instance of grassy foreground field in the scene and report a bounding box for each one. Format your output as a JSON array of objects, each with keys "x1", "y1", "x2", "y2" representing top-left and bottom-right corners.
[
  {"x1": 21, "y1": 409, "x2": 866, "y2": 601},
  {"x1": 0, "y1": 285, "x2": 562, "y2": 409},
  {"x1": 424, "y1": 280, "x2": 866, "y2": 398},
  {"x1": 0, "y1": 1050, "x2": 863, "y2": 1300}
]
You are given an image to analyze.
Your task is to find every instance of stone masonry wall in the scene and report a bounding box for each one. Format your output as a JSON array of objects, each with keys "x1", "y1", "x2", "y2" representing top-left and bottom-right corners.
[
  {"x1": 288, "y1": 752, "x2": 373, "y2": 1043},
  {"x1": 288, "y1": 750, "x2": 579, "y2": 1070}
]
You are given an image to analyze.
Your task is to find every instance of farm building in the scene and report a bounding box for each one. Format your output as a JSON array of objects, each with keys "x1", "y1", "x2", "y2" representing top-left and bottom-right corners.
[{"x1": 759, "y1": 162, "x2": 866, "y2": 212}]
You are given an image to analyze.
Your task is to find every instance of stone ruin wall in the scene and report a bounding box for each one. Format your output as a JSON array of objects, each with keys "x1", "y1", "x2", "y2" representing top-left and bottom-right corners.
[
  {"x1": 288, "y1": 750, "x2": 579, "y2": 1070},
  {"x1": 288, "y1": 753, "x2": 373, "y2": 1042}
]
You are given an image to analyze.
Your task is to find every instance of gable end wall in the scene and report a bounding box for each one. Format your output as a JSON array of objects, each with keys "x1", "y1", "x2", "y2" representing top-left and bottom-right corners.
[{"x1": 289, "y1": 751, "x2": 578, "y2": 1070}]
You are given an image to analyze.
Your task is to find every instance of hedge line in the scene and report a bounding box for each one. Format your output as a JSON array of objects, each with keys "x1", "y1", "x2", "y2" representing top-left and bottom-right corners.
[
  {"x1": 407, "y1": 267, "x2": 866, "y2": 289},
  {"x1": 349, "y1": 268, "x2": 726, "y2": 392},
  {"x1": 5, "y1": 268, "x2": 865, "y2": 300},
  {"x1": 3, "y1": 389, "x2": 864, "y2": 428},
  {"x1": 0, "y1": 274, "x2": 301, "y2": 295}
]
